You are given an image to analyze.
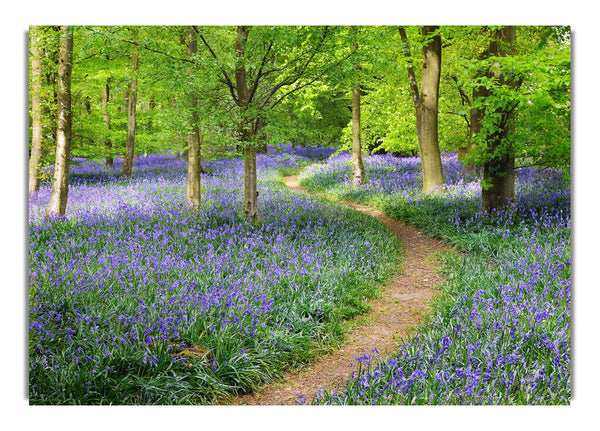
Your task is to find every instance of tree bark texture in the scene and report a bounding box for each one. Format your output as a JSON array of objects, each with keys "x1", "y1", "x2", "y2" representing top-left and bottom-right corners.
[
  {"x1": 351, "y1": 86, "x2": 364, "y2": 187},
  {"x1": 479, "y1": 26, "x2": 517, "y2": 214},
  {"x1": 186, "y1": 28, "x2": 202, "y2": 209},
  {"x1": 122, "y1": 49, "x2": 139, "y2": 178},
  {"x1": 417, "y1": 26, "x2": 444, "y2": 192},
  {"x1": 351, "y1": 27, "x2": 365, "y2": 188},
  {"x1": 399, "y1": 26, "x2": 444, "y2": 193},
  {"x1": 29, "y1": 26, "x2": 45, "y2": 194},
  {"x1": 235, "y1": 26, "x2": 259, "y2": 222},
  {"x1": 351, "y1": 75, "x2": 364, "y2": 187},
  {"x1": 46, "y1": 26, "x2": 73, "y2": 217}
]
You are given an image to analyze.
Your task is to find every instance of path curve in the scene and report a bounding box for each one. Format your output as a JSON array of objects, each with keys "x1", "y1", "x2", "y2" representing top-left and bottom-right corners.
[{"x1": 231, "y1": 175, "x2": 452, "y2": 405}]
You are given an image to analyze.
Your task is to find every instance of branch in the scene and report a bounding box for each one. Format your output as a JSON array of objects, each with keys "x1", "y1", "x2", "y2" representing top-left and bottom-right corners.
[
  {"x1": 248, "y1": 39, "x2": 274, "y2": 105},
  {"x1": 260, "y1": 27, "x2": 334, "y2": 110},
  {"x1": 267, "y1": 44, "x2": 357, "y2": 111},
  {"x1": 450, "y1": 75, "x2": 471, "y2": 106},
  {"x1": 118, "y1": 38, "x2": 192, "y2": 64},
  {"x1": 195, "y1": 27, "x2": 239, "y2": 105}
]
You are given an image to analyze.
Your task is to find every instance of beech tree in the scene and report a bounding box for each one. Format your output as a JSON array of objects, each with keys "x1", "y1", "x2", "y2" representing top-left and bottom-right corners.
[
  {"x1": 197, "y1": 25, "x2": 352, "y2": 221},
  {"x1": 29, "y1": 25, "x2": 569, "y2": 222},
  {"x1": 351, "y1": 27, "x2": 364, "y2": 187},
  {"x1": 474, "y1": 27, "x2": 520, "y2": 213},
  {"x1": 399, "y1": 26, "x2": 444, "y2": 193},
  {"x1": 455, "y1": 26, "x2": 571, "y2": 214},
  {"x1": 186, "y1": 27, "x2": 202, "y2": 209},
  {"x1": 46, "y1": 26, "x2": 74, "y2": 217},
  {"x1": 232, "y1": 26, "x2": 259, "y2": 221},
  {"x1": 101, "y1": 54, "x2": 113, "y2": 168},
  {"x1": 29, "y1": 26, "x2": 45, "y2": 194},
  {"x1": 122, "y1": 36, "x2": 139, "y2": 179}
]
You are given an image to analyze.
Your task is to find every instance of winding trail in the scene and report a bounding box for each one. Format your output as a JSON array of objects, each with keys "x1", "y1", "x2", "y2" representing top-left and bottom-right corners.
[{"x1": 231, "y1": 175, "x2": 452, "y2": 405}]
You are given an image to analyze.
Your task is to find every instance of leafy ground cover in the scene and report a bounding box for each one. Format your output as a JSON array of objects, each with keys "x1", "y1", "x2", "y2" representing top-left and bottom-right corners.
[
  {"x1": 298, "y1": 152, "x2": 571, "y2": 405},
  {"x1": 28, "y1": 146, "x2": 397, "y2": 404}
]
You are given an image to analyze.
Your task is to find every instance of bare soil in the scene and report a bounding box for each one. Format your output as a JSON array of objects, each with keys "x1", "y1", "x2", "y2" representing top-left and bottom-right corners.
[{"x1": 230, "y1": 175, "x2": 452, "y2": 405}]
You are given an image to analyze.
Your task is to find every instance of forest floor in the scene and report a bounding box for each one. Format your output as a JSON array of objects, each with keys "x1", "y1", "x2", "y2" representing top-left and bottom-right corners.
[{"x1": 230, "y1": 175, "x2": 453, "y2": 405}]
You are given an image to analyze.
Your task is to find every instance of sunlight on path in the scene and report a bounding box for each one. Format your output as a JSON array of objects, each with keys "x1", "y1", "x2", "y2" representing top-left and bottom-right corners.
[{"x1": 231, "y1": 175, "x2": 453, "y2": 405}]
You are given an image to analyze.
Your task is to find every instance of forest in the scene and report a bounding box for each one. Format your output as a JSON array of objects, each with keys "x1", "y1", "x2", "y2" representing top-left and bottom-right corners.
[{"x1": 28, "y1": 25, "x2": 571, "y2": 407}]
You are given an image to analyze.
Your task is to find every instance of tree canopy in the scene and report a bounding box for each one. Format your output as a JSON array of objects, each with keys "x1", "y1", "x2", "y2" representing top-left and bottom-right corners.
[{"x1": 28, "y1": 25, "x2": 570, "y2": 214}]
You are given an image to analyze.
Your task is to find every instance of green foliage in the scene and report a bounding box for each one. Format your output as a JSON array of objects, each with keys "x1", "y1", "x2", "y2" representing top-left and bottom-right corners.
[
  {"x1": 454, "y1": 26, "x2": 571, "y2": 173},
  {"x1": 29, "y1": 25, "x2": 570, "y2": 178},
  {"x1": 270, "y1": 85, "x2": 351, "y2": 146}
]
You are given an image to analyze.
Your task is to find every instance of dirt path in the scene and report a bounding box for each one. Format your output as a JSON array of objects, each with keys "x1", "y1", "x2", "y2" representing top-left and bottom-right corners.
[{"x1": 231, "y1": 175, "x2": 452, "y2": 405}]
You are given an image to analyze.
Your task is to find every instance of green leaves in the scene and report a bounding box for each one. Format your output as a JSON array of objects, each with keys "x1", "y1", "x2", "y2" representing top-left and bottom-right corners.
[{"x1": 29, "y1": 25, "x2": 569, "y2": 175}]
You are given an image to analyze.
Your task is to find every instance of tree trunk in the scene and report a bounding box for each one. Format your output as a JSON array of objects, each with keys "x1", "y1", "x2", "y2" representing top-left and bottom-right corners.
[
  {"x1": 46, "y1": 26, "x2": 73, "y2": 217},
  {"x1": 351, "y1": 85, "x2": 364, "y2": 187},
  {"x1": 102, "y1": 72, "x2": 113, "y2": 169},
  {"x1": 351, "y1": 27, "x2": 364, "y2": 188},
  {"x1": 399, "y1": 26, "x2": 444, "y2": 193},
  {"x1": 122, "y1": 49, "x2": 139, "y2": 179},
  {"x1": 351, "y1": 76, "x2": 364, "y2": 187},
  {"x1": 253, "y1": 116, "x2": 267, "y2": 154},
  {"x1": 479, "y1": 26, "x2": 518, "y2": 214},
  {"x1": 186, "y1": 28, "x2": 202, "y2": 209},
  {"x1": 417, "y1": 26, "x2": 444, "y2": 192},
  {"x1": 29, "y1": 26, "x2": 45, "y2": 194},
  {"x1": 482, "y1": 145, "x2": 515, "y2": 213},
  {"x1": 235, "y1": 26, "x2": 259, "y2": 222}
]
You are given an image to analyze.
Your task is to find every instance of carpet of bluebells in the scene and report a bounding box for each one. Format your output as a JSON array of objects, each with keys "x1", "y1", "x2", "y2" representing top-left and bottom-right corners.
[
  {"x1": 298, "y1": 152, "x2": 571, "y2": 405},
  {"x1": 28, "y1": 145, "x2": 400, "y2": 404}
]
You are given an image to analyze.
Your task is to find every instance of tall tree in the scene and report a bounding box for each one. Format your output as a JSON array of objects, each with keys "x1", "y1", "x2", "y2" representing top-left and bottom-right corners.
[
  {"x1": 234, "y1": 26, "x2": 258, "y2": 221},
  {"x1": 122, "y1": 31, "x2": 139, "y2": 179},
  {"x1": 46, "y1": 26, "x2": 74, "y2": 217},
  {"x1": 101, "y1": 55, "x2": 113, "y2": 169},
  {"x1": 197, "y1": 26, "x2": 350, "y2": 222},
  {"x1": 470, "y1": 26, "x2": 520, "y2": 214},
  {"x1": 29, "y1": 26, "x2": 45, "y2": 194},
  {"x1": 351, "y1": 26, "x2": 364, "y2": 187},
  {"x1": 399, "y1": 26, "x2": 444, "y2": 192},
  {"x1": 186, "y1": 27, "x2": 202, "y2": 209}
]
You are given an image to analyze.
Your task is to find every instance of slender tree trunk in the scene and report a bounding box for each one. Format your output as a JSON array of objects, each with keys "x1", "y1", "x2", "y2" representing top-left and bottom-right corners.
[
  {"x1": 351, "y1": 76, "x2": 364, "y2": 187},
  {"x1": 44, "y1": 30, "x2": 60, "y2": 148},
  {"x1": 479, "y1": 26, "x2": 518, "y2": 214},
  {"x1": 351, "y1": 27, "x2": 365, "y2": 187},
  {"x1": 186, "y1": 28, "x2": 202, "y2": 209},
  {"x1": 235, "y1": 26, "x2": 259, "y2": 222},
  {"x1": 122, "y1": 49, "x2": 139, "y2": 178},
  {"x1": 29, "y1": 26, "x2": 45, "y2": 194},
  {"x1": 46, "y1": 26, "x2": 73, "y2": 217},
  {"x1": 399, "y1": 26, "x2": 444, "y2": 193},
  {"x1": 102, "y1": 72, "x2": 113, "y2": 169}
]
